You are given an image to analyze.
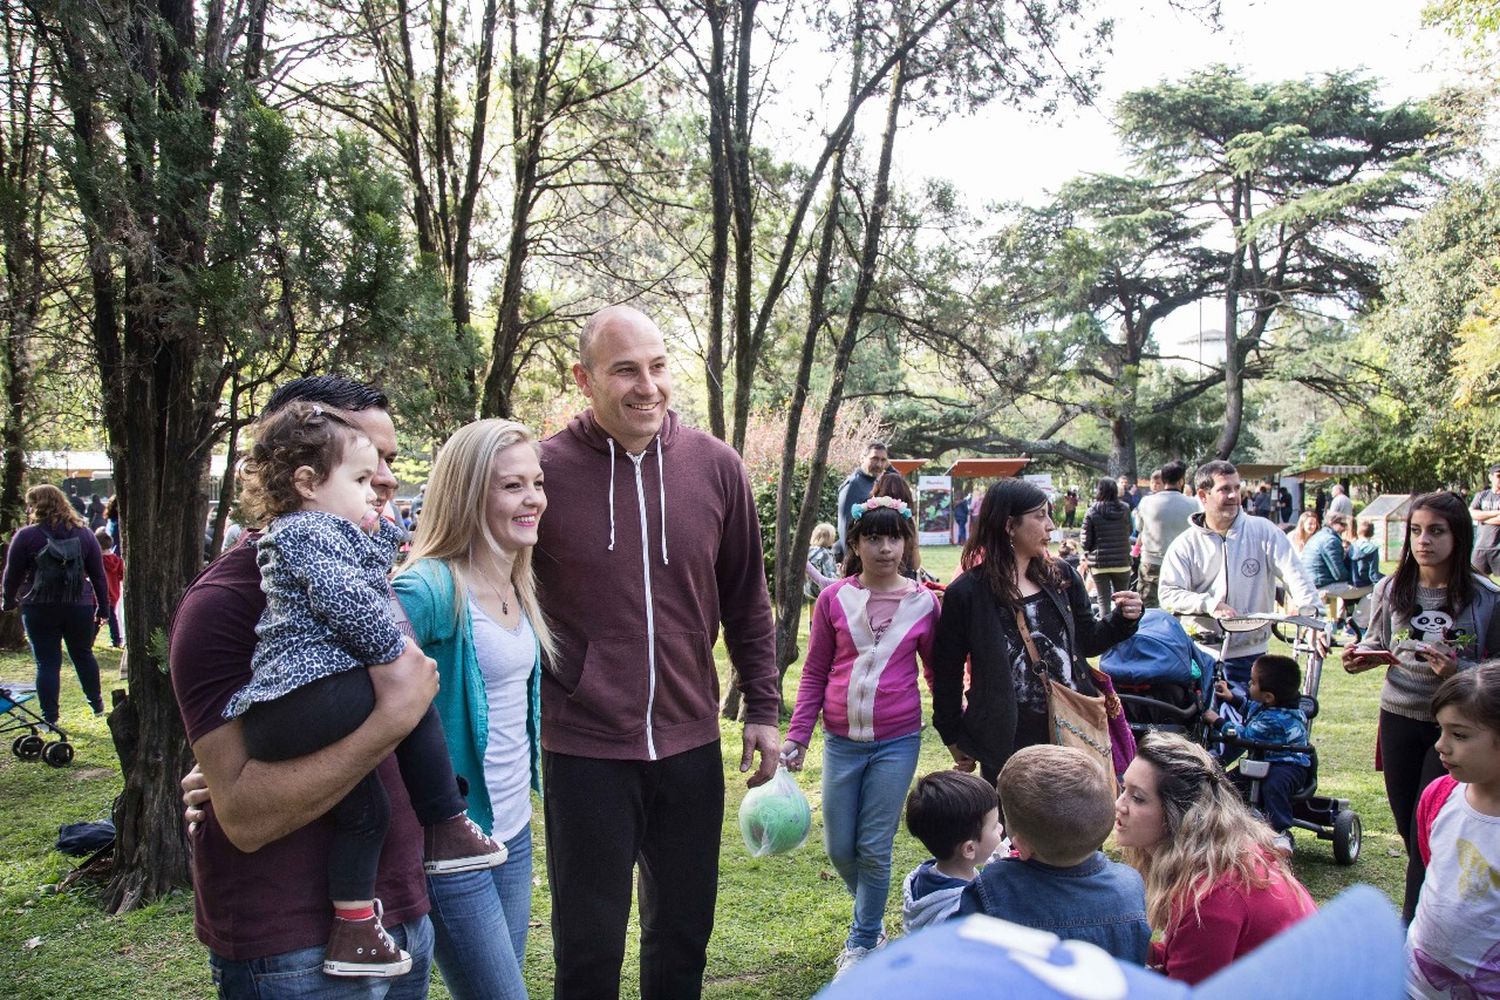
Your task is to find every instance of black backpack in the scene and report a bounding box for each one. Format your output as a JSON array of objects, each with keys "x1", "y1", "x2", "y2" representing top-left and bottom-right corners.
[{"x1": 30, "y1": 527, "x2": 86, "y2": 604}]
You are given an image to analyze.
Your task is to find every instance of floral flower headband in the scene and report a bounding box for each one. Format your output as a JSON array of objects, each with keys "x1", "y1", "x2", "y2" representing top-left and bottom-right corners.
[{"x1": 852, "y1": 496, "x2": 912, "y2": 520}]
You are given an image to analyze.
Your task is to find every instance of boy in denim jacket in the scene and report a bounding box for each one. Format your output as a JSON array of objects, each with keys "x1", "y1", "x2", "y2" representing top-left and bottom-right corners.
[{"x1": 956, "y1": 745, "x2": 1149, "y2": 963}]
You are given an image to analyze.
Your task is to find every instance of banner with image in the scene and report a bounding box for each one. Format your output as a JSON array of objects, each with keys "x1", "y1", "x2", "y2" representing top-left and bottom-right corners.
[{"x1": 917, "y1": 475, "x2": 953, "y2": 546}]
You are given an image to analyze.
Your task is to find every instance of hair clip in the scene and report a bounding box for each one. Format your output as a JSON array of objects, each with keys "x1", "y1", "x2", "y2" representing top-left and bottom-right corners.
[{"x1": 852, "y1": 496, "x2": 912, "y2": 520}]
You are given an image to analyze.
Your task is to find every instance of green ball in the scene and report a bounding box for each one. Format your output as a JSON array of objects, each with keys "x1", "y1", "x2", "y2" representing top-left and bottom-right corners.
[{"x1": 739, "y1": 779, "x2": 812, "y2": 856}]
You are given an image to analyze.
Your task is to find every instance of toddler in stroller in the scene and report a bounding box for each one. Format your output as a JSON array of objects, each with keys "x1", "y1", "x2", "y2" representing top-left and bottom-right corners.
[{"x1": 1100, "y1": 610, "x2": 1362, "y2": 865}]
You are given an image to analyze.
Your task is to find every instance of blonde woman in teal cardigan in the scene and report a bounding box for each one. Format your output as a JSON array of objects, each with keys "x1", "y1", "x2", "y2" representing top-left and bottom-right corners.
[{"x1": 393, "y1": 419, "x2": 555, "y2": 1000}]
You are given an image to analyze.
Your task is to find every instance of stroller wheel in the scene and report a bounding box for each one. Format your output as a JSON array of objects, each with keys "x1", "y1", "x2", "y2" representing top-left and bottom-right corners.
[
  {"x1": 42, "y1": 741, "x2": 74, "y2": 767},
  {"x1": 1333, "y1": 809, "x2": 1361, "y2": 866},
  {"x1": 15, "y1": 733, "x2": 44, "y2": 761}
]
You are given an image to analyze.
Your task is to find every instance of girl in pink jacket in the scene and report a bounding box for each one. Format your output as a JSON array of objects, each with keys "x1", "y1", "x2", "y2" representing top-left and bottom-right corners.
[{"x1": 781, "y1": 496, "x2": 941, "y2": 981}]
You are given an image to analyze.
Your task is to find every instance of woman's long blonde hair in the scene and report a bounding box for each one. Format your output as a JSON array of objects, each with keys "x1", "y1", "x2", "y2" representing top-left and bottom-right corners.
[
  {"x1": 397, "y1": 419, "x2": 555, "y2": 661},
  {"x1": 1123, "y1": 732, "x2": 1292, "y2": 932}
]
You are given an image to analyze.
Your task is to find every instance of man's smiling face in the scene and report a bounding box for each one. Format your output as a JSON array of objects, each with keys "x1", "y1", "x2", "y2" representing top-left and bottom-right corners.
[{"x1": 573, "y1": 309, "x2": 673, "y2": 453}]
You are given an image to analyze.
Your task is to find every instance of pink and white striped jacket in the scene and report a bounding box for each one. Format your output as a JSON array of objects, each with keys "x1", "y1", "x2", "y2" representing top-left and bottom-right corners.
[{"x1": 787, "y1": 577, "x2": 941, "y2": 746}]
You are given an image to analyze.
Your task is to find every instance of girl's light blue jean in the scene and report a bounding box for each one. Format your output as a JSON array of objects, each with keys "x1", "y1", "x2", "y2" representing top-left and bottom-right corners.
[
  {"x1": 427, "y1": 822, "x2": 533, "y2": 1000},
  {"x1": 820, "y1": 730, "x2": 921, "y2": 950}
]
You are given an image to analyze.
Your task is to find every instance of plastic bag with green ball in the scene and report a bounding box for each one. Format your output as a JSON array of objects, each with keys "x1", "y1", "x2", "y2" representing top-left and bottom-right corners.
[{"x1": 739, "y1": 765, "x2": 811, "y2": 857}]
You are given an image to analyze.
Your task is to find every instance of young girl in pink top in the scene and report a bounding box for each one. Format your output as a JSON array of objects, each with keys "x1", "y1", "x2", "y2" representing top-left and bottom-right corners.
[
  {"x1": 1406, "y1": 661, "x2": 1500, "y2": 998},
  {"x1": 781, "y1": 496, "x2": 941, "y2": 982}
]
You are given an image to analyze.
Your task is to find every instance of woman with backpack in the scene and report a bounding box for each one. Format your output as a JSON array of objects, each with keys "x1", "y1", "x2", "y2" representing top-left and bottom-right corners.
[{"x1": 1, "y1": 484, "x2": 110, "y2": 723}]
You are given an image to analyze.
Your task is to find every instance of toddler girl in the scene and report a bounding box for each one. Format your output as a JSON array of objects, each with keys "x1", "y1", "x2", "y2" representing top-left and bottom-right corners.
[
  {"x1": 806, "y1": 522, "x2": 840, "y2": 598},
  {"x1": 224, "y1": 402, "x2": 504, "y2": 977},
  {"x1": 1406, "y1": 660, "x2": 1500, "y2": 998},
  {"x1": 780, "y1": 496, "x2": 941, "y2": 981}
]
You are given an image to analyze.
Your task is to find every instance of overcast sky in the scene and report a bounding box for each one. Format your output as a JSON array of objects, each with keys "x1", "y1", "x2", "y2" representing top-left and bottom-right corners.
[{"x1": 895, "y1": 0, "x2": 1459, "y2": 207}]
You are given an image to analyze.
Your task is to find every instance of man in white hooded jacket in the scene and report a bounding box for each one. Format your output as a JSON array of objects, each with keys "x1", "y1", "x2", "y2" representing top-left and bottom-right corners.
[{"x1": 1159, "y1": 460, "x2": 1323, "y2": 685}]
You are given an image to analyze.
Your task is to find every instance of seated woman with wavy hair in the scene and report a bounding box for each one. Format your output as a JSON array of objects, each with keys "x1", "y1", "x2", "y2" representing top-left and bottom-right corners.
[{"x1": 1114, "y1": 731, "x2": 1316, "y2": 984}]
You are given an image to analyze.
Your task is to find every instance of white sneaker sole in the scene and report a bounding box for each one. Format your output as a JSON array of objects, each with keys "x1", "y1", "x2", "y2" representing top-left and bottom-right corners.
[
  {"x1": 323, "y1": 955, "x2": 413, "y2": 977},
  {"x1": 423, "y1": 844, "x2": 508, "y2": 874}
]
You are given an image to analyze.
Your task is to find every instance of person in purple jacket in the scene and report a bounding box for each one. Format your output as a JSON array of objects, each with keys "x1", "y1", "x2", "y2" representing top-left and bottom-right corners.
[
  {"x1": 2, "y1": 484, "x2": 110, "y2": 723},
  {"x1": 534, "y1": 304, "x2": 782, "y2": 1000}
]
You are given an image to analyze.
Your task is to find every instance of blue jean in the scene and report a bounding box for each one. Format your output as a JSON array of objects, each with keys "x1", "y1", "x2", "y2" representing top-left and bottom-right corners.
[
  {"x1": 428, "y1": 823, "x2": 533, "y2": 1000},
  {"x1": 20, "y1": 603, "x2": 103, "y2": 723},
  {"x1": 821, "y1": 731, "x2": 921, "y2": 949},
  {"x1": 209, "y1": 915, "x2": 433, "y2": 999},
  {"x1": 1231, "y1": 762, "x2": 1306, "y2": 833}
]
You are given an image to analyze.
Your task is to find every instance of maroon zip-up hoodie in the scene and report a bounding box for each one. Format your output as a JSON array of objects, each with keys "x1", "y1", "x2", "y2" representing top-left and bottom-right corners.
[{"x1": 535, "y1": 409, "x2": 780, "y2": 760}]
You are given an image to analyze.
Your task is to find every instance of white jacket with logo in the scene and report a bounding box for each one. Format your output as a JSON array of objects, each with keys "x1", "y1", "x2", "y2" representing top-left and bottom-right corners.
[{"x1": 1158, "y1": 510, "x2": 1321, "y2": 659}]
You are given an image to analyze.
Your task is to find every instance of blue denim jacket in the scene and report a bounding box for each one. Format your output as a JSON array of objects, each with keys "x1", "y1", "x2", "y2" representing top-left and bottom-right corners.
[{"x1": 955, "y1": 852, "x2": 1150, "y2": 964}]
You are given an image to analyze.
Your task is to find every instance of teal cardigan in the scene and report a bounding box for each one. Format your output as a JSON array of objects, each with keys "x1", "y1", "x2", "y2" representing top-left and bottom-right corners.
[{"x1": 392, "y1": 559, "x2": 543, "y2": 837}]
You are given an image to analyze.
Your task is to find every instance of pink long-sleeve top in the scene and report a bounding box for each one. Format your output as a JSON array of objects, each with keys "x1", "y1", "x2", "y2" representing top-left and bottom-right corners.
[{"x1": 787, "y1": 576, "x2": 941, "y2": 746}]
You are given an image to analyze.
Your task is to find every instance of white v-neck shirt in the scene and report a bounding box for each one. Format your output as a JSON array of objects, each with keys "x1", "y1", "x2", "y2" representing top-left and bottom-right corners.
[{"x1": 468, "y1": 595, "x2": 535, "y2": 841}]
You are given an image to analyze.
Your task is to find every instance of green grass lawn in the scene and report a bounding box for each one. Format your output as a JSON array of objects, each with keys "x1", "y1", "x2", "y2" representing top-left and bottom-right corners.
[{"x1": 0, "y1": 547, "x2": 1404, "y2": 998}]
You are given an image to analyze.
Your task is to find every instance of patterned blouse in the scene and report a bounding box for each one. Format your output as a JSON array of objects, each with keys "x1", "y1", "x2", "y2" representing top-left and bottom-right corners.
[{"x1": 223, "y1": 510, "x2": 406, "y2": 718}]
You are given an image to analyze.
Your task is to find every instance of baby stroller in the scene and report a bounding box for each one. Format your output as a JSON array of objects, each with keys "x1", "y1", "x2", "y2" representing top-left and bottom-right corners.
[
  {"x1": 1101, "y1": 612, "x2": 1361, "y2": 866},
  {"x1": 1099, "y1": 610, "x2": 1215, "y2": 741},
  {"x1": 2, "y1": 682, "x2": 75, "y2": 766}
]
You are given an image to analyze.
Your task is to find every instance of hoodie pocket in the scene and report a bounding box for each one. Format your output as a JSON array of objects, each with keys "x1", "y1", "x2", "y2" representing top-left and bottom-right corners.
[
  {"x1": 648, "y1": 630, "x2": 719, "y2": 726},
  {"x1": 555, "y1": 635, "x2": 651, "y2": 736}
]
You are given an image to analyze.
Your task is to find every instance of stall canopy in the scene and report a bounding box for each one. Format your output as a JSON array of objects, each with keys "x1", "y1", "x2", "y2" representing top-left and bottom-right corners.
[
  {"x1": 943, "y1": 457, "x2": 1031, "y2": 478},
  {"x1": 1234, "y1": 462, "x2": 1287, "y2": 483},
  {"x1": 888, "y1": 459, "x2": 928, "y2": 476},
  {"x1": 1287, "y1": 464, "x2": 1369, "y2": 482}
]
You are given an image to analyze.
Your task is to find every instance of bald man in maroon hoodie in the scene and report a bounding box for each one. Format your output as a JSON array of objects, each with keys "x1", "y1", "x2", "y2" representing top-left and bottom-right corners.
[{"x1": 534, "y1": 305, "x2": 781, "y2": 1000}]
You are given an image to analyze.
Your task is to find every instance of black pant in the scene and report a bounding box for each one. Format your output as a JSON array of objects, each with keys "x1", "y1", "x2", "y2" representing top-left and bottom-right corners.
[
  {"x1": 1378, "y1": 709, "x2": 1446, "y2": 922},
  {"x1": 241, "y1": 669, "x2": 464, "y2": 901},
  {"x1": 544, "y1": 743, "x2": 725, "y2": 1000},
  {"x1": 20, "y1": 603, "x2": 103, "y2": 722}
]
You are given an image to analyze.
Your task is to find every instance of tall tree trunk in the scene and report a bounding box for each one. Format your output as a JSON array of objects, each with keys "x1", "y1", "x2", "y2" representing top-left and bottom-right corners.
[
  {"x1": 726, "y1": 0, "x2": 757, "y2": 452},
  {"x1": 1213, "y1": 177, "x2": 1247, "y2": 460},
  {"x1": 773, "y1": 32, "x2": 903, "y2": 706},
  {"x1": 480, "y1": 0, "x2": 554, "y2": 419},
  {"x1": 701, "y1": 0, "x2": 731, "y2": 440}
]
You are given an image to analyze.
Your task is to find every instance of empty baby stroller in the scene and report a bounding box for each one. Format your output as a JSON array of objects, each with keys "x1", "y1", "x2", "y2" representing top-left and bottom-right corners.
[{"x1": 2, "y1": 682, "x2": 74, "y2": 766}]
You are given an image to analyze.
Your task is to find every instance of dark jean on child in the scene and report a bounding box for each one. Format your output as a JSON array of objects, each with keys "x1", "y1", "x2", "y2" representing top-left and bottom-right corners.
[
  {"x1": 1229, "y1": 762, "x2": 1305, "y2": 833},
  {"x1": 241, "y1": 669, "x2": 465, "y2": 901}
]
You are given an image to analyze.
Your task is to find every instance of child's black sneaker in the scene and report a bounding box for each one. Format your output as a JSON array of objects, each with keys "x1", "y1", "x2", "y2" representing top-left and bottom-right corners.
[
  {"x1": 424, "y1": 814, "x2": 507, "y2": 875},
  {"x1": 323, "y1": 901, "x2": 412, "y2": 977}
]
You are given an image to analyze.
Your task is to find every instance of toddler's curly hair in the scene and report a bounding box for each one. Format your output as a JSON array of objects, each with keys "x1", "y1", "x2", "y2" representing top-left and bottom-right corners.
[{"x1": 238, "y1": 401, "x2": 367, "y2": 524}]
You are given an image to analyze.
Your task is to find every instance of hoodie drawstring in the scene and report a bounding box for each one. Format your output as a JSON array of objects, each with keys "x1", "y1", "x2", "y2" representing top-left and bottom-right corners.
[
  {"x1": 607, "y1": 439, "x2": 617, "y2": 552},
  {"x1": 657, "y1": 437, "x2": 669, "y2": 565}
]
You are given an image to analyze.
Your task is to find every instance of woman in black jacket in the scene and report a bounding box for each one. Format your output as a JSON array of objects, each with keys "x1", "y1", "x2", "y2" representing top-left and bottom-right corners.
[
  {"x1": 1082, "y1": 477, "x2": 1133, "y2": 614},
  {"x1": 932, "y1": 479, "x2": 1143, "y2": 784}
]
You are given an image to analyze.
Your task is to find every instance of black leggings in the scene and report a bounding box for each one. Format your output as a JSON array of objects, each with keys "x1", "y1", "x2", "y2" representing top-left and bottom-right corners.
[
  {"x1": 241, "y1": 669, "x2": 464, "y2": 901},
  {"x1": 1378, "y1": 708, "x2": 1446, "y2": 923}
]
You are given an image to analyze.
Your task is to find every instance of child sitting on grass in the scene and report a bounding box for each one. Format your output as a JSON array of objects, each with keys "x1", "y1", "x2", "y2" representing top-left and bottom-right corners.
[
  {"x1": 957, "y1": 744, "x2": 1150, "y2": 963},
  {"x1": 1203, "y1": 653, "x2": 1309, "y2": 858},
  {"x1": 900, "y1": 770, "x2": 1003, "y2": 930}
]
